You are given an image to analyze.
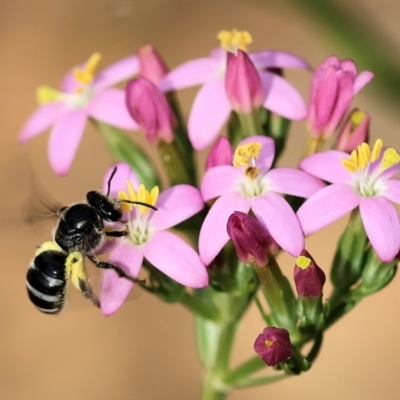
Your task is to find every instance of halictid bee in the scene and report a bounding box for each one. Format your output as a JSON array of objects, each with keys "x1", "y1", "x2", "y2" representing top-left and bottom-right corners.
[{"x1": 26, "y1": 166, "x2": 156, "y2": 314}]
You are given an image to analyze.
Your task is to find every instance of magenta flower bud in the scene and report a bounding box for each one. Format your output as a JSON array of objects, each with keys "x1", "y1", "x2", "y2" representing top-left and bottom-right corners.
[
  {"x1": 225, "y1": 50, "x2": 264, "y2": 113},
  {"x1": 308, "y1": 56, "x2": 374, "y2": 138},
  {"x1": 335, "y1": 109, "x2": 370, "y2": 153},
  {"x1": 294, "y1": 250, "x2": 326, "y2": 298},
  {"x1": 138, "y1": 44, "x2": 169, "y2": 85},
  {"x1": 125, "y1": 77, "x2": 175, "y2": 144},
  {"x1": 205, "y1": 137, "x2": 234, "y2": 170},
  {"x1": 227, "y1": 211, "x2": 273, "y2": 267},
  {"x1": 254, "y1": 327, "x2": 293, "y2": 366}
]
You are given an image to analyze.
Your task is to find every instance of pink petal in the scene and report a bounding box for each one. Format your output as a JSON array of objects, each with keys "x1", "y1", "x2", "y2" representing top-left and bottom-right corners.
[
  {"x1": 61, "y1": 70, "x2": 78, "y2": 93},
  {"x1": 252, "y1": 192, "x2": 304, "y2": 256},
  {"x1": 102, "y1": 162, "x2": 139, "y2": 195},
  {"x1": 199, "y1": 192, "x2": 250, "y2": 265},
  {"x1": 267, "y1": 168, "x2": 326, "y2": 198},
  {"x1": 159, "y1": 57, "x2": 220, "y2": 92},
  {"x1": 144, "y1": 231, "x2": 208, "y2": 288},
  {"x1": 297, "y1": 183, "x2": 360, "y2": 235},
  {"x1": 250, "y1": 50, "x2": 311, "y2": 70},
  {"x1": 48, "y1": 109, "x2": 88, "y2": 176},
  {"x1": 205, "y1": 136, "x2": 234, "y2": 170},
  {"x1": 383, "y1": 179, "x2": 400, "y2": 205},
  {"x1": 188, "y1": 79, "x2": 231, "y2": 150},
  {"x1": 100, "y1": 244, "x2": 143, "y2": 316},
  {"x1": 260, "y1": 71, "x2": 307, "y2": 120},
  {"x1": 19, "y1": 103, "x2": 66, "y2": 142},
  {"x1": 239, "y1": 136, "x2": 275, "y2": 171},
  {"x1": 300, "y1": 150, "x2": 351, "y2": 184},
  {"x1": 353, "y1": 71, "x2": 374, "y2": 94},
  {"x1": 359, "y1": 196, "x2": 400, "y2": 262},
  {"x1": 94, "y1": 55, "x2": 139, "y2": 91},
  {"x1": 201, "y1": 166, "x2": 239, "y2": 201},
  {"x1": 88, "y1": 88, "x2": 138, "y2": 130},
  {"x1": 150, "y1": 185, "x2": 204, "y2": 230}
]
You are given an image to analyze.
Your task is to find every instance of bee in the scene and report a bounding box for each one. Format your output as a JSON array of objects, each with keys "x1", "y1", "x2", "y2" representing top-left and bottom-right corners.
[{"x1": 26, "y1": 166, "x2": 156, "y2": 314}]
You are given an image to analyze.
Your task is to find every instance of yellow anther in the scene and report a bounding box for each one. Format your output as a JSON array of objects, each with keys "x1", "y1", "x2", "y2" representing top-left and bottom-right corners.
[
  {"x1": 381, "y1": 148, "x2": 400, "y2": 171},
  {"x1": 118, "y1": 181, "x2": 159, "y2": 215},
  {"x1": 233, "y1": 142, "x2": 262, "y2": 168},
  {"x1": 245, "y1": 166, "x2": 259, "y2": 180},
  {"x1": 73, "y1": 52, "x2": 102, "y2": 87},
  {"x1": 371, "y1": 139, "x2": 383, "y2": 162},
  {"x1": 264, "y1": 339, "x2": 275, "y2": 348},
  {"x1": 217, "y1": 29, "x2": 252, "y2": 52},
  {"x1": 341, "y1": 158, "x2": 358, "y2": 173},
  {"x1": 36, "y1": 85, "x2": 62, "y2": 104},
  {"x1": 296, "y1": 256, "x2": 312, "y2": 270},
  {"x1": 357, "y1": 144, "x2": 368, "y2": 170},
  {"x1": 350, "y1": 110, "x2": 367, "y2": 127}
]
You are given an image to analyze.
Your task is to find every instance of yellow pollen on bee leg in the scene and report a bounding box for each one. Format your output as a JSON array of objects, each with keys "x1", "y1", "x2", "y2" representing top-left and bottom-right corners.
[
  {"x1": 73, "y1": 52, "x2": 102, "y2": 88},
  {"x1": 296, "y1": 256, "x2": 312, "y2": 270},
  {"x1": 217, "y1": 29, "x2": 253, "y2": 52}
]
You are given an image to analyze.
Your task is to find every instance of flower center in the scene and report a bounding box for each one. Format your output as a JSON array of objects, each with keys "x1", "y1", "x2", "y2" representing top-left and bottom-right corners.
[
  {"x1": 341, "y1": 139, "x2": 400, "y2": 196},
  {"x1": 118, "y1": 181, "x2": 159, "y2": 246},
  {"x1": 36, "y1": 52, "x2": 102, "y2": 108},
  {"x1": 264, "y1": 339, "x2": 275, "y2": 348},
  {"x1": 233, "y1": 142, "x2": 269, "y2": 197},
  {"x1": 217, "y1": 29, "x2": 252, "y2": 53}
]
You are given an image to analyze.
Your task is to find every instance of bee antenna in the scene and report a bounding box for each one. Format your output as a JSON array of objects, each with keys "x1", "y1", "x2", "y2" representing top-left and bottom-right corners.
[
  {"x1": 107, "y1": 166, "x2": 118, "y2": 197},
  {"x1": 120, "y1": 200, "x2": 158, "y2": 211}
]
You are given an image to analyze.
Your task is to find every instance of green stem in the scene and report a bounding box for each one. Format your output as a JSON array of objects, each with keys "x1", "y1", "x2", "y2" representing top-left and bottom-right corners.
[
  {"x1": 224, "y1": 356, "x2": 266, "y2": 385},
  {"x1": 180, "y1": 292, "x2": 219, "y2": 322}
]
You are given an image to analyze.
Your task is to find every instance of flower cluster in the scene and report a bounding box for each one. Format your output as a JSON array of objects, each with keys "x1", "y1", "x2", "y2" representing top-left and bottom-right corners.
[{"x1": 21, "y1": 28, "x2": 399, "y2": 398}]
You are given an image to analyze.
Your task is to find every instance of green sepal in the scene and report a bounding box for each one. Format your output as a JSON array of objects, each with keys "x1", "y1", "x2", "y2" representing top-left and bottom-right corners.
[
  {"x1": 94, "y1": 121, "x2": 160, "y2": 188},
  {"x1": 331, "y1": 209, "x2": 368, "y2": 291},
  {"x1": 296, "y1": 296, "x2": 325, "y2": 335}
]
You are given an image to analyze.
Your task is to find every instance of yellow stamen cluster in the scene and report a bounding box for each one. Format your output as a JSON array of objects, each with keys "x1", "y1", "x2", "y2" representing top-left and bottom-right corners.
[
  {"x1": 73, "y1": 52, "x2": 102, "y2": 90},
  {"x1": 217, "y1": 29, "x2": 253, "y2": 53},
  {"x1": 118, "y1": 180, "x2": 159, "y2": 216},
  {"x1": 233, "y1": 142, "x2": 262, "y2": 180},
  {"x1": 36, "y1": 85, "x2": 62, "y2": 104},
  {"x1": 341, "y1": 139, "x2": 400, "y2": 173},
  {"x1": 296, "y1": 256, "x2": 312, "y2": 270},
  {"x1": 264, "y1": 339, "x2": 275, "y2": 348}
]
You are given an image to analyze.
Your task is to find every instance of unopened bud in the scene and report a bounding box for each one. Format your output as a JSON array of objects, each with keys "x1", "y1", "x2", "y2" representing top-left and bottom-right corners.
[
  {"x1": 138, "y1": 44, "x2": 169, "y2": 85},
  {"x1": 205, "y1": 137, "x2": 234, "y2": 170}
]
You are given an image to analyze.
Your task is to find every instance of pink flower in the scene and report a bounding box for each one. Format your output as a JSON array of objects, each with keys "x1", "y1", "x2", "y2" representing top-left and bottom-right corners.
[
  {"x1": 307, "y1": 56, "x2": 374, "y2": 138},
  {"x1": 18, "y1": 53, "x2": 139, "y2": 175},
  {"x1": 254, "y1": 327, "x2": 293, "y2": 366},
  {"x1": 99, "y1": 163, "x2": 208, "y2": 316},
  {"x1": 125, "y1": 77, "x2": 175, "y2": 144},
  {"x1": 225, "y1": 50, "x2": 264, "y2": 113},
  {"x1": 298, "y1": 139, "x2": 400, "y2": 262},
  {"x1": 205, "y1": 137, "x2": 234, "y2": 170},
  {"x1": 160, "y1": 34, "x2": 310, "y2": 150},
  {"x1": 199, "y1": 136, "x2": 325, "y2": 265},
  {"x1": 138, "y1": 44, "x2": 169, "y2": 85}
]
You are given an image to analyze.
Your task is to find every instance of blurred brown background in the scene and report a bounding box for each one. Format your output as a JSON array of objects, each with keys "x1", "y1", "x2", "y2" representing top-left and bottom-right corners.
[{"x1": 2, "y1": 0, "x2": 400, "y2": 399}]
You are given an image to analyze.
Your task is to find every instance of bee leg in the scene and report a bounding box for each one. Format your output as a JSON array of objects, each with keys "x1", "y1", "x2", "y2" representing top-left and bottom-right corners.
[
  {"x1": 78, "y1": 278, "x2": 100, "y2": 308},
  {"x1": 105, "y1": 230, "x2": 127, "y2": 238},
  {"x1": 87, "y1": 255, "x2": 145, "y2": 284}
]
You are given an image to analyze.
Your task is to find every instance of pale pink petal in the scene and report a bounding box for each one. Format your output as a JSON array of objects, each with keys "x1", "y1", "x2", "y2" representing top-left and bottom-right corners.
[
  {"x1": 199, "y1": 192, "x2": 250, "y2": 265},
  {"x1": 267, "y1": 168, "x2": 326, "y2": 198},
  {"x1": 260, "y1": 71, "x2": 307, "y2": 120},
  {"x1": 250, "y1": 50, "x2": 311, "y2": 70},
  {"x1": 300, "y1": 151, "x2": 351, "y2": 184},
  {"x1": 359, "y1": 196, "x2": 400, "y2": 262},
  {"x1": 61, "y1": 70, "x2": 78, "y2": 93},
  {"x1": 150, "y1": 185, "x2": 204, "y2": 230},
  {"x1": 102, "y1": 162, "x2": 139, "y2": 195},
  {"x1": 94, "y1": 55, "x2": 139, "y2": 91},
  {"x1": 144, "y1": 231, "x2": 208, "y2": 288},
  {"x1": 383, "y1": 179, "x2": 400, "y2": 205},
  {"x1": 353, "y1": 71, "x2": 374, "y2": 94},
  {"x1": 159, "y1": 57, "x2": 220, "y2": 92},
  {"x1": 201, "y1": 166, "x2": 239, "y2": 201},
  {"x1": 377, "y1": 162, "x2": 400, "y2": 180},
  {"x1": 297, "y1": 183, "x2": 360, "y2": 235},
  {"x1": 48, "y1": 109, "x2": 88, "y2": 176},
  {"x1": 100, "y1": 244, "x2": 143, "y2": 316},
  {"x1": 205, "y1": 136, "x2": 234, "y2": 170},
  {"x1": 252, "y1": 192, "x2": 304, "y2": 256},
  {"x1": 88, "y1": 88, "x2": 138, "y2": 130},
  {"x1": 19, "y1": 103, "x2": 66, "y2": 142},
  {"x1": 239, "y1": 136, "x2": 275, "y2": 170},
  {"x1": 188, "y1": 79, "x2": 231, "y2": 150}
]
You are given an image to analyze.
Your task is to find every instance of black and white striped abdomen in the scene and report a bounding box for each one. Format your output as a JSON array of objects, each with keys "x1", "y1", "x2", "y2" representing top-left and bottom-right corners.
[{"x1": 26, "y1": 250, "x2": 68, "y2": 314}]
